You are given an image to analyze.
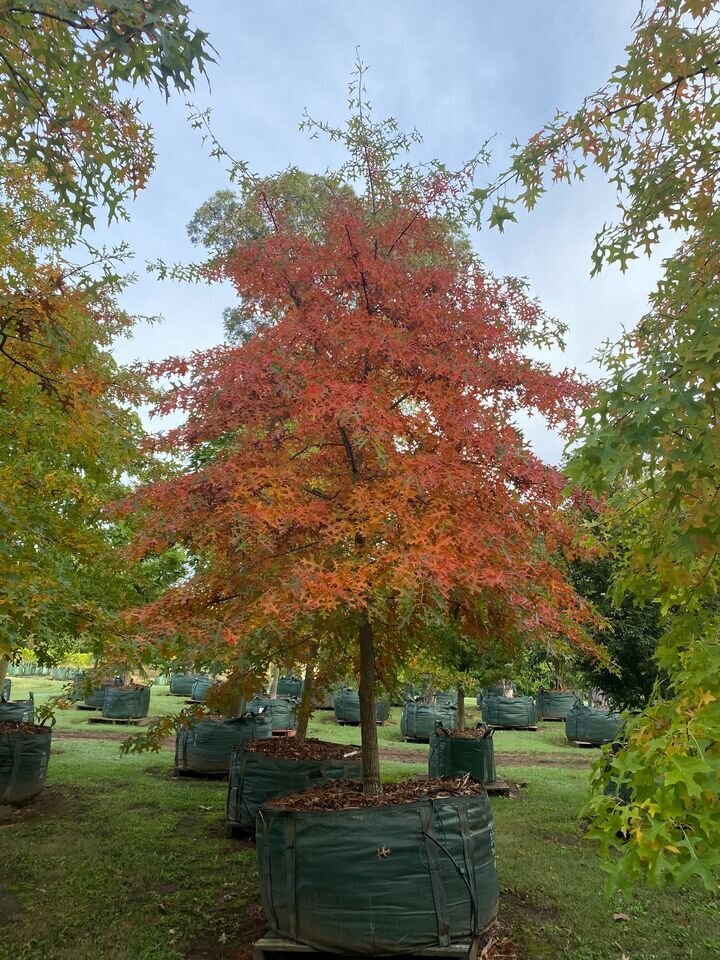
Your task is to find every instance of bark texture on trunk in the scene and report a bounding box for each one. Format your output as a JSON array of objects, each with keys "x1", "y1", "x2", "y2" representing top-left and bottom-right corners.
[
  {"x1": 268, "y1": 664, "x2": 279, "y2": 699},
  {"x1": 358, "y1": 615, "x2": 381, "y2": 796},
  {"x1": 457, "y1": 684, "x2": 465, "y2": 731},
  {"x1": 295, "y1": 660, "x2": 316, "y2": 742},
  {"x1": 0, "y1": 655, "x2": 9, "y2": 688}
]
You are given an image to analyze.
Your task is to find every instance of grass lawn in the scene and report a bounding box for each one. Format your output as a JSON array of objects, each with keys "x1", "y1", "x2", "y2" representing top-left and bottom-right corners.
[{"x1": 1, "y1": 679, "x2": 717, "y2": 960}]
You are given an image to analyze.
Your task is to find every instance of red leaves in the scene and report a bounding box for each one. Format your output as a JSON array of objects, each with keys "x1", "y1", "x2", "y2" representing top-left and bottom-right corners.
[{"x1": 126, "y1": 195, "x2": 595, "y2": 665}]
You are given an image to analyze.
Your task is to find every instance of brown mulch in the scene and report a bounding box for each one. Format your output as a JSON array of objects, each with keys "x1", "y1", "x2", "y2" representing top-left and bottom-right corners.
[
  {"x1": 243, "y1": 737, "x2": 361, "y2": 761},
  {"x1": 0, "y1": 721, "x2": 50, "y2": 736},
  {"x1": 266, "y1": 774, "x2": 485, "y2": 811},
  {"x1": 440, "y1": 726, "x2": 494, "y2": 740}
]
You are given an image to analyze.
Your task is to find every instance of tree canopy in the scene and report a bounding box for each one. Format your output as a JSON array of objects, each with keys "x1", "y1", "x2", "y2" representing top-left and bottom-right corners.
[{"x1": 122, "y1": 75, "x2": 597, "y2": 793}]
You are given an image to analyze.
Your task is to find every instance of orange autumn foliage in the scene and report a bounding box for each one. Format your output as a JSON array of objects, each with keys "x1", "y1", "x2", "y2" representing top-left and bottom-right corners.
[{"x1": 123, "y1": 189, "x2": 596, "y2": 681}]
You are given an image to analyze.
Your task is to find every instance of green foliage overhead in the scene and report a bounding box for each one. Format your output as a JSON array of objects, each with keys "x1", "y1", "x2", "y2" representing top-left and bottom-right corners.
[
  {"x1": 0, "y1": 1, "x2": 213, "y2": 225},
  {"x1": 481, "y1": 0, "x2": 720, "y2": 887}
]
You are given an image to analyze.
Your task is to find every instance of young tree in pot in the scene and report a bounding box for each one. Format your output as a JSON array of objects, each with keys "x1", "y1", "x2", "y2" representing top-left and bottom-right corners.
[{"x1": 120, "y1": 70, "x2": 597, "y2": 796}]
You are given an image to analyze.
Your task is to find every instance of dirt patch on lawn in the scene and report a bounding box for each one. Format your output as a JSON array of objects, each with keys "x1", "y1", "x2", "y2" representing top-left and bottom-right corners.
[
  {"x1": 378, "y1": 746, "x2": 592, "y2": 769},
  {"x1": 0, "y1": 785, "x2": 71, "y2": 827},
  {"x1": 502, "y1": 889, "x2": 561, "y2": 924},
  {"x1": 495, "y1": 752, "x2": 592, "y2": 769},
  {"x1": 185, "y1": 901, "x2": 266, "y2": 960}
]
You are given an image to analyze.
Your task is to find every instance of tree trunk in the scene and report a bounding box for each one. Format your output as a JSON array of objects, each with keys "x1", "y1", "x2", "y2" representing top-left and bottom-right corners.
[
  {"x1": 0, "y1": 655, "x2": 9, "y2": 688},
  {"x1": 268, "y1": 664, "x2": 279, "y2": 699},
  {"x1": 295, "y1": 660, "x2": 316, "y2": 743},
  {"x1": 358, "y1": 615, "x2": 381, "y2": 796},
  {"x1": 457, "y1": 684, "x2": 465, "y2": 731}
]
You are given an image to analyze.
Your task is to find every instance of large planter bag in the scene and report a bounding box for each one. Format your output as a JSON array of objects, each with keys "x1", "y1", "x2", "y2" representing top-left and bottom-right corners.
[
  {"x1": 102, "y1": 685, "x2": 151, "y2": 719},
  {"x1": 249, "y1": 696, "x2": 298, "y2": 731},
  {"x1": 565, "y1": 703, "x2": 623, "y2": 745},
  {"x1": 434, "y1": 690, "x2": 458, "y2": 706},
  {"x1": 228, "y1": 749, "x2": 362, "y2": 831},
  {"x1": 176, "y1": 714, "x2": 272, "y2": 774},
  {"x1": 169, "y1": 672, "x2": 204, "y2": 697},
  {"x1": 190, "y1": 677, "x2": 215, "y2": 702},
  {"x1": 257, "y1": 790, "x2": 499, "y2": 954},
  {"x1": 536, "y1": 689, "x2": 579, "y2": 721},
  {"x1": 277, "y1": 676, "x2": 303, "y2": 698},
  {"x1": 0, "y1": 721, "x2": 53, "y2": 805},
  {"x1": 0, "y1": 694, "x2": 34, "y2": 723},
  {"x1": 428, "y1": 725, "x2": 496, "y2": 784},
  {"x1": 84, "y1": 679, "x2": 119, "y2": 709},
  {"x1": 400, "y1": 700, "x2": 458, "y2": 741},
  {"x1": 312, "y1": 688, "x2": 335, "y2": 710},
  {"x1": 333, "y1": 689, "x2": 390, "y2": 724},
  {"x1": 476, "y1": 683, "x2": 516, "y2": 706},
  {"x1": 481, "y1": 695, "x2": 536, "y2": 729},
  {"x1": 1, "y1": 678, "x2": 10, "y2": 700}
]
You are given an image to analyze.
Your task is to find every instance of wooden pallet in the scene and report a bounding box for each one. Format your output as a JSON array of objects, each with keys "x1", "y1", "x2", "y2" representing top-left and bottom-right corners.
[
  {"x1": 538, "y1": 717, "x2": 565, "y2": 723},
  {"x1": 567, "y1": 739, "x2": 603, "y2": 749},
  {"x1": 271, "y1": 729, "x2": 297, "y2": 738},
  {"x1": 253, "y1": 934, "x2": 487, "y2": 960},
  {"x1": 487, "y1": 724, "x2": 537, "y2": 732},
  {"x1": 336, "y1": 720, "x2": 386, "y2": 727},
  {"x1": 87, "y1": 716, "x2": 146, "y2": 726},
  {"x1": 172, "y1": 767, "x2": 227, "y2": 781},
  {"x1": 484, "y1": 780, "x2": 512, "y2": 798},
  {"x1": 75, "y1": 703, "x2": 99, "y2": 711},
  {"x1": 402, "y1": 736, "x2": 430, "y2": 743}
]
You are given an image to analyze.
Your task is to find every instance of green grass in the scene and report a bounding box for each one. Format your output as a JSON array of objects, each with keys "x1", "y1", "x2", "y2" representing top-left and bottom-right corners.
[{"x1": 1, "y1": 682, "x2": 718, "y2": 959}]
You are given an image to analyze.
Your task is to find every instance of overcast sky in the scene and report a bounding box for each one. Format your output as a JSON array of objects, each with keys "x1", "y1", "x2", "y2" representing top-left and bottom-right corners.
[{"x1": 98, "y1": 1, "x2": 662, "y2": 463}]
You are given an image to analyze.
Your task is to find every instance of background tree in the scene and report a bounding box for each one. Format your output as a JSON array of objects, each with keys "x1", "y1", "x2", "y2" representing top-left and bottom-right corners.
[
  {"x1": 122, "y1": 72, "x2": 597, "y2": 795},
  {"x1": 569, "y1": 553, "x2": 667, "y2": 711},
  {"x1": 187, "y1": 170, "x2": 354, "y2": 343},
  {"x1": 0, "y1": 1, "x2": 212, "y2": 684},
  {"x1": 478, "y1": 0, "x2": 720, "y2": 887}
]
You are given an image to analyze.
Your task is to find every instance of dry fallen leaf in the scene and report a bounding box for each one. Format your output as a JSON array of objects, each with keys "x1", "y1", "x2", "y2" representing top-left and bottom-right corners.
[{"x1": 613, "y1": 912, "x2": 631, "y2": 922}]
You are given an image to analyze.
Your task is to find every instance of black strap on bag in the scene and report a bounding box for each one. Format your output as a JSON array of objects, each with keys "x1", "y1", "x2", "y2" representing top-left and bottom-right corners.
[
  {"x1": 284, "y1": 814, "x2": 298, "y2": 941},
  {"x1": 418, "y1": 804, "x2": 451, "y2": 947}
]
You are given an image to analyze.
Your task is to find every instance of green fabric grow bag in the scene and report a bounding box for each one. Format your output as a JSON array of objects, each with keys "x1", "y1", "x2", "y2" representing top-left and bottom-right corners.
[
  {"x1": 536, "y1": 690, "x2": 579, "y2": 721},
  {"x1": 0, "y1": 694, "x2": 34, "y2": 723},
  {"x1": 257, "y1": 790, "x2": 499, "y2": 954},
  {"x1": 476, "y1": 683, "x2": 516, "y2": 706},
  {"x1": 190, "y1": 677, "x2": 215, "y2": 702},
  {"x1": 2, "y1": 678, "x2": 10, "y2": 700},
  {"x1": 102, "y1": 685, "x2": 151, "y2": 719},
  {"x1": 481, "y1": 695, "x2": 536, "y2": 729},
  {"x1": 0, "y1": 722, "x2": 53, "y2": 804},
  {"x1": 434, "y1": 690, "x2": 458, "y2": 706},
  {"x1": 175, "y1": 714, "x2": 272, "y2": 774},
  {"x1": 83, "y1": 679, "x2": 119, "y2": 709},
  {"x1": 565, "y1": 703, "x2": 623, "y2": 745},
  {"x1": 228, "y1": 749, "x2": 362, "y2": 830},
  {"x1": 400, "y1": 700, "x2": 458, "y2": 741},
  {"x1": 249, "y1": 696, "x2": 298, "y2": 731},
  {"x1": 333, "y1": 689, "x2": 390, "y2": 724},
  {"x1": 277, "y1": 676, "x2": 303, "y2": 698},
  {"x1": 169, "y1": 672, "x2": 205, "y2": 697},
  {"x1": 428, "y1": 725, "x2": 496, "y2": 783}
]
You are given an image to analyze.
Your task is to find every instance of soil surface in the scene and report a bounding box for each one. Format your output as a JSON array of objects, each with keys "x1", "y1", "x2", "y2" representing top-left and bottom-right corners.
[
  {"x1": 0, "y1": 721, "x2": 50, "y2": 736},
  {"x1": 243, "y1": 736, "x2": 361, "y2": 761},
  {"x1": 266, "y1": 774, "x2": 485, "y2": 810}
]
